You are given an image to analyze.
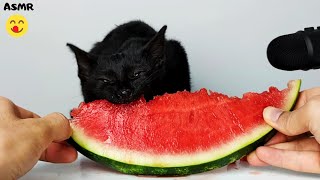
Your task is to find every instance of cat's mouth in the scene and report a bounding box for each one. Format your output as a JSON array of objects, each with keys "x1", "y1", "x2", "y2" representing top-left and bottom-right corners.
[
  {"x1": 108, "y1": 95, "x2": 141, "y2": 104},
  {"x1": 109, "y1": 99, "x2": 138, "y2": 104}
]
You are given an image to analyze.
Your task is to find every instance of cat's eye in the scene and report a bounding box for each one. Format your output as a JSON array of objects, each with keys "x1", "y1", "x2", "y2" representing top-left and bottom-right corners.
[
  {"x1": 133, "y1": 72, "x2": 140, "y2": 77},
  {"x1": 130, "y1": 71, "x2": 145, "y2": 79},
  {"x1": 98, "y1": 78, "x2": 114, "y2": 84}
]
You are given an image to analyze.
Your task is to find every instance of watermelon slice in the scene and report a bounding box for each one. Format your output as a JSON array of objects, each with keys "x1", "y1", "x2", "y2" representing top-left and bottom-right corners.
[{"x1": 69, "y1": 80, "x2": 301, "y2": 176}]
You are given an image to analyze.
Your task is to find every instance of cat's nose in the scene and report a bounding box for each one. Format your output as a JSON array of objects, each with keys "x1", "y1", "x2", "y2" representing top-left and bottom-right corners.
[{"x1": 120, "y1": 89, "x2": 132, "y2": 97}]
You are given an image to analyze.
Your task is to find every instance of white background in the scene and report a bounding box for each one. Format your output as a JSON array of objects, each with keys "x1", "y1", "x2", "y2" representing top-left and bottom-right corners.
[{"x1": 0, "y1": 0, "x2": 320, "y2": 179}]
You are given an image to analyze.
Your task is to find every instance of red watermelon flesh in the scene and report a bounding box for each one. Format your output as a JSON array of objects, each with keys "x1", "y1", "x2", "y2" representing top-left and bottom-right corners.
[{"x1": 71, "y1": 84, "x2": 296, "y2": 156}]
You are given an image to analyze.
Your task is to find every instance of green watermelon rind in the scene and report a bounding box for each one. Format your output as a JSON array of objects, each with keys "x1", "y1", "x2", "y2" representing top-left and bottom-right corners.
[{"x1": 68, "y1": 80, "x2": 301, "y2": 176}]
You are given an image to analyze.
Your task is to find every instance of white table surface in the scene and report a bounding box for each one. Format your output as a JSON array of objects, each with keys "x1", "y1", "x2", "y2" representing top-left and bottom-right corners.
[{"x1": 21, "y1": 154, "x2": 320, "y2": 180}]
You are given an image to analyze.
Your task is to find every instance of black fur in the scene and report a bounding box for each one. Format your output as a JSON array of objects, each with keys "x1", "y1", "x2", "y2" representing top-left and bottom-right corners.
[{"x1": 67, "y1": 20, "x2": 190, "y2": 104}]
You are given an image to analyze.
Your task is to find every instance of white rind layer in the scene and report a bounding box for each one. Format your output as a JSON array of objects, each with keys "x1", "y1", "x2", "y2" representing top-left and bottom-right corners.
[{"x1": 71, "y1": 124, "x2": 272, "y2": 167}]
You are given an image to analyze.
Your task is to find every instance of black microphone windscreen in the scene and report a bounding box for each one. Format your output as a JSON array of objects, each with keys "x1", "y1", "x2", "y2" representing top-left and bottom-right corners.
[{"x1": 267, "y1": 33, "x2": 310, "y2": 70}]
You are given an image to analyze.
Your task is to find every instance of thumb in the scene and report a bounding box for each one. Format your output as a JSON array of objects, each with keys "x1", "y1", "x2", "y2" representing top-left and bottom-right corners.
[
  {"x1": 39, "y1": 112, "x2": 72, "y2": 142},
  {"x1": 263, "y1": 106, "x2": 310, "y2": 136}
]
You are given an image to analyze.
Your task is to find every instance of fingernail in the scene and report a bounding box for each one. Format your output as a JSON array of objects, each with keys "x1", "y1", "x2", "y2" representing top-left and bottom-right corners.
[
  {"x1": 263, "y1": 107, "x2": 283, "y2": 122},
  {"x1": 287, "y1": 80, "x2": 294, "y2": 88}
]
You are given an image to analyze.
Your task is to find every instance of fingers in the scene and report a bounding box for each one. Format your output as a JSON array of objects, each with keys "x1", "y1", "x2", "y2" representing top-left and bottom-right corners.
[
  {"x1": 0, "y1": 96, "x2": 39, "y2": 120},
  {"x1": 36, "y1": 113, "x2": 72, "y2": 142},
  {"x1": 247, "y1": 151, "x2": 269, "y2": 166},
  {"x1": 294, "y1": 87, "x2": 320, "y2": 109},
  {"x1": 0, "y1": 97, "x2": 18, "y2": 120},
  {"x1": 40, "y1": 142, "x2": 77, "y2": 163},
  {"x1": 263, "y1": 96, "x2": 320, "y2": 136},
  {"x1": 269, "y1": 137, "x2": 320, "y2": 151},
  {"x1": 263, "y1": 107, "x2": 307, "y2": 135},
  {"x1": 266, "y1": 132, "x2": 312, "y2": 146},
  {"x1": 248, "y1": 134, "x2": 317, "y2": 167},
  {"x1": 246, "y1": 132, "x2": 285, "y2": 166},
  {"x1": 254, "y1": 146, "x2": 320, "y2": 174},
  {"x1": 15, "y1": 105, "x2": 40, "y2": 119},
  {"x1": 265, "y1": 132, "x2": 290, "y2": 145}
]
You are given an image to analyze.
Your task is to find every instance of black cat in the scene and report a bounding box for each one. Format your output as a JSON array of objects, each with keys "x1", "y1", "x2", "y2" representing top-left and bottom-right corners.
[{"x1": 67, "y1": 20, "x2": 190, "y2": 104}]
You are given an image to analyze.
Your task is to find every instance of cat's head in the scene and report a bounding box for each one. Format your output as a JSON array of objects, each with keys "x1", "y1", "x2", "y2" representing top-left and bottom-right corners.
[{"x1": 67, "y1": 25, "x2": 167, "y2": 104}]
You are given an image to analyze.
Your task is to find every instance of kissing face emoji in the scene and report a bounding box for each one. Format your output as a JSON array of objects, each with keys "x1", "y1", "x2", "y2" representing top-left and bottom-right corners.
[{"x1": 6, "y1": 14, "x2": 28, "y2": 38}]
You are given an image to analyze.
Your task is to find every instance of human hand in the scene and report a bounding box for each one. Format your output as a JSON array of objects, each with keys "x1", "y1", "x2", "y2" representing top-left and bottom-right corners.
[
  {"x1": 247, "y1": 86, "x2": 320, "y2": 173},
  {"x1": 0, "y1": 97, "x2": 77, "y2": 179}
]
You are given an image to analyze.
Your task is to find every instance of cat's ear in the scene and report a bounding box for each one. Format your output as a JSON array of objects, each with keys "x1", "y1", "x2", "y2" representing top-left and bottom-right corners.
[
  {"x1": 67, "y1": 43, "x2": 96, "y2": 80},
  {"x1": 143, "y1": 25, "x2": 167, "y2": 64}
]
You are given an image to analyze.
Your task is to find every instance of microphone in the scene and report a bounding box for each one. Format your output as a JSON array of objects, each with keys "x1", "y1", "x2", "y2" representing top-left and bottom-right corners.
[{"x1": 267, "y1": 27, "x2": 320, "y2": 71}]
